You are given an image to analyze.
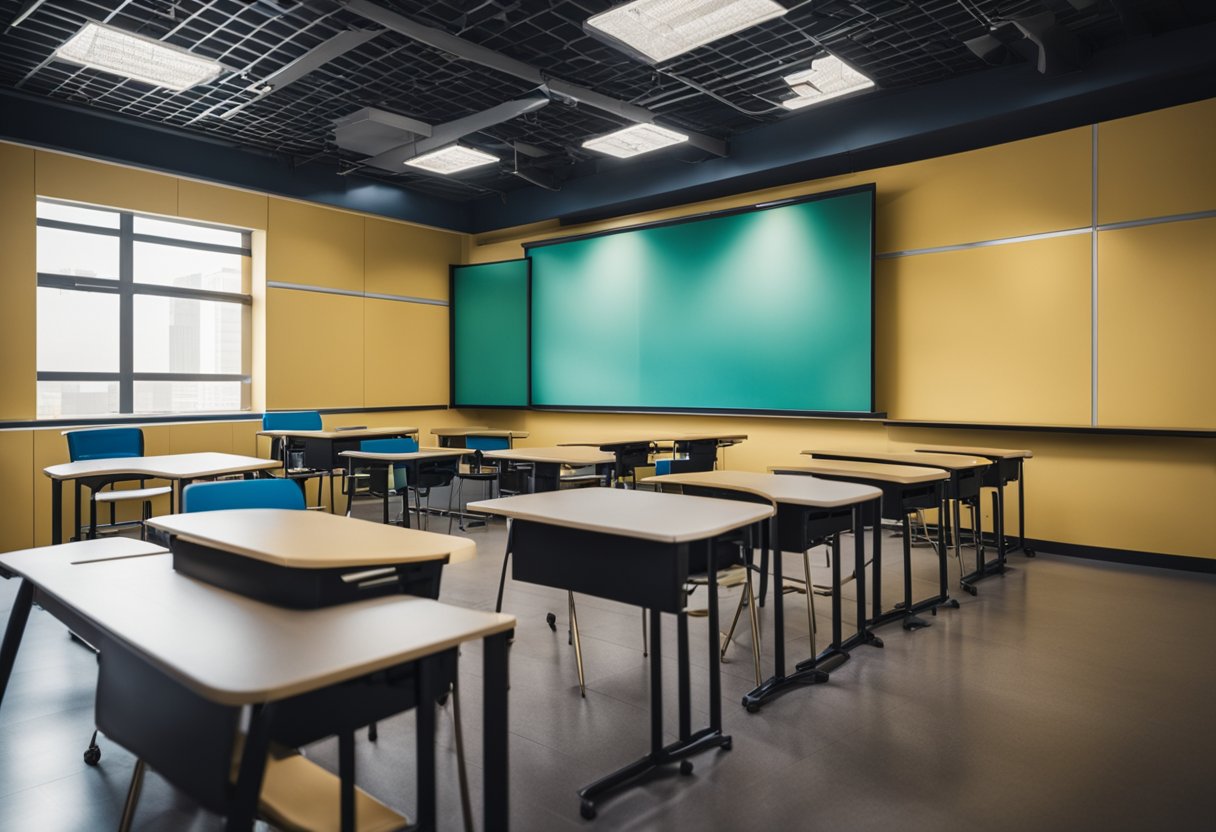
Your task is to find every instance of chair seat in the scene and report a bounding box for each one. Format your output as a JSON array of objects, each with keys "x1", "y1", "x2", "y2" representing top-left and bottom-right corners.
[
  {"x1": 93, "y1": 486, "x2": 172, "y2": 503},
  {"x1": 259, "y1": 752, "x2": 407, "y2": 832}
]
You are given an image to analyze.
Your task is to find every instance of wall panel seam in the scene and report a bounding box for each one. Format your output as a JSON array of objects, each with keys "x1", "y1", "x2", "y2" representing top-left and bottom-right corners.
[{"x1": 267, "y1": 281, "x2": 448, "y2": 306}]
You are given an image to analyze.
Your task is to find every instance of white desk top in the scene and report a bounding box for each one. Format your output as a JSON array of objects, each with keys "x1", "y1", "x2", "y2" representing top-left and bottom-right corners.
[
  {"x1": 560, "y1": 432, "x2": 748, "y2": 448},
  {"x1": 148, "y1": 509, "x2": 476, "y2": 567},
  {"x1": 483, "y1": 446, "x2": 614, "y2": 466},
  {"x1": 430, "y1": 427, "x2": 528, "y2": 438},
  {"x1": 44, "y1": 452, "x2": 282, "y2": 481},
  {"x1": 0, "y1": 544, "x2": 513, "y2": 705},
  {"x1": 339, "y1": 448, "x2": 472, "y2": 463},
  {"x1": 643, "y1": 470, "x2": 881, "y2": 508},
  {"x1": 257, "y1": 426, "x2": 420, "y2": 440},
  {"x1": 915, "y1": 444, "x2": 1033, "y2": 459},
  {"x1": 771, "y1": 459, "x2": 949, "y2": 484},
  {"x1": 1, "y1": 537, "x2": 166, "y2": 573},
  {"x1": 469, "y1": 487, "x2": 772, "y2": 544},
  {"x1": 802, "y1": 448, "x2": 991, "y2": 471}
]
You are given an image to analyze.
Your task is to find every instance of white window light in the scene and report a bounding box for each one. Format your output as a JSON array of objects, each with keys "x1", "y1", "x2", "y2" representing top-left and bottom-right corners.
[
  {"x1": 54, "y1": 21, "x2": 223, "y2": 91},
  {"x1": 404, "y1": 145, "x2": 499, "y2": 175},
  {"x1": 781, "y1": 54, "x2": 874, "y2": 110},
  {"x1": 586, "y1": 0, "x2": 787, "y2": 64},
  {"x1": 582, "y1": 123, "x2": 690, "y2": 158}
]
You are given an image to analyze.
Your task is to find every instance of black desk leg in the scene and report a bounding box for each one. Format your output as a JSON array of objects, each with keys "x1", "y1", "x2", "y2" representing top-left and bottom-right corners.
[
  {"x1": 73, "y1": 481, "x2": 82, "y2": 543},
  {"x1": 744, "y1": 516, "x2": 828, "y2": 712},
  {"x1": 0, "y1": 580, "x2": 34, "y2": 707},
  {"x1": 899, "y1": 513, "x2": 931, "y2": 631},
  {"x1": 339, "y1": 731, "x2": 355, "y2": 832},
  {"x1": 925, "y1": 498, "x2": 961, "y2": 617},
  {"x1": 228, "y1": 704, "x2": 274, "y2": 832},
  {"x1": 416, "y1": 660, "x2": 437, "y2": 832},
  {"x1": 856, "y1": 501, "x2": 882, "y2": 648},
  {"x1": 677, "y1": 609, "x2": 691, "y2": 741},
  {"x1": 51, "y1": 480, "x2": 63, "y2": 545},
  {"x1": 1015, "y1": 461, "x2": 1034, "y2": 556},
  {"x1": 483, "y1": 633, "x2": 510, "y2": 832}
]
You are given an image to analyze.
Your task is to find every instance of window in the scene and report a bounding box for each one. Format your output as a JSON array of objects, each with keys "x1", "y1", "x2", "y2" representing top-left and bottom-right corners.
[{"x1": 36, "y1": 199, "x2": 252, "y2": 418}]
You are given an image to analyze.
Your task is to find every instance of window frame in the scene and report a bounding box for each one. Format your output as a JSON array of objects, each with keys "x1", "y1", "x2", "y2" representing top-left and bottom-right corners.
[{"x1": 36, "y1": 199, "x2": 253, "y2": 417}]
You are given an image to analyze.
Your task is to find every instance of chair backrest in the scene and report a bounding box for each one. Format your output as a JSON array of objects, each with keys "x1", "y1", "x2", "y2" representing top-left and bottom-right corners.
[
  {"x1": 654, "y1": 458, "x2": 673, "y2": 476},
  {"x1": 181, "y1": 479, "x2": 306, "y2": 513},
  {"x1": 360, "y1": 437, "x2": 419, "y2": 454},
  {"x1": 65, "y1": 427, "x2": 145, "y2": 461},
  {"x1": 465, "y1": 434, "x2": 511, "y2": 452},
  {"x1": 261, "y1": 411, "x2": 322, "y2": 431}
]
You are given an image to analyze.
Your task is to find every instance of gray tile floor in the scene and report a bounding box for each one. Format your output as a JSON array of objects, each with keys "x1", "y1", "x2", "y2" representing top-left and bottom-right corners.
[{"x1": 2, "y1": 500, "x2": 1214, "y2": 831}]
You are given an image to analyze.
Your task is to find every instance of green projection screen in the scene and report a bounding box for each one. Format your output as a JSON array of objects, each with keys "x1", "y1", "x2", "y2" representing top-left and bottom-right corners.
[
  {"x1": 528, "y1": 186, "x2": 875, "y2": 414},
  {"x1": 450, "y1": 260, "x2": 529, "y2": 407}
]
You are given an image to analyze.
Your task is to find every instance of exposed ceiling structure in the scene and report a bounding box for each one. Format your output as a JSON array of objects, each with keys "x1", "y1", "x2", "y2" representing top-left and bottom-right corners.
[{"x1": 1, "y1": 0, "x2": 1214, "y2": 218}]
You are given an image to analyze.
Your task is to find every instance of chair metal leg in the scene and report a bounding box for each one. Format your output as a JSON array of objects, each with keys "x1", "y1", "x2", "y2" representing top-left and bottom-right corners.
[
  {"x1": 803, "y1": 549, "x2": 818, "y2": 655},
  {"x1": 569, "y1": 591, "x2": 586, "y2": 697},
  {"x1": 118, "y1": 758, "x2": 146, "y2": 832},
  {"x1": 450, "y1": 678, "x2": 474, "y2": 832},
  {"x1": 641, "y1": 608, "x2": 648, "y2": 658},
  {"x1": 447, "y1": 478, "x2": 459, "y2": 535},
  {"x1": 721, "y1": 585, "x2": 748, "y2": 661},
  {"x1": 745, "y1": 574, "x2": 762, "y2": 687}
]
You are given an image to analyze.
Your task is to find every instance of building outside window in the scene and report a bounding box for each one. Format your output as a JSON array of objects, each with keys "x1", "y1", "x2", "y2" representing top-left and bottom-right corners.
[{"x1": 35, "y1": 198, "x2": 252, "y2": 419}]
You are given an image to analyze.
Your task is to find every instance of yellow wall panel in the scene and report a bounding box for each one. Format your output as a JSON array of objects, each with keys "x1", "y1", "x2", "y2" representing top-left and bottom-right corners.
[
  {"x1": 177, "y1": 179, "x2": 268, "y2": 230},
  {"x1": 266, "y1": 198, "x2": 364, "y2": 292},
  {"x1": 265, "y1": 288, "x2": 364, "y2": 409},
  {"x1": 0, "y1": 431, "x2": 34, "y2": 552},
  {"x1": 169, "y1": 420, "x2": 236, "y2": 455},
  {"x1": 876, "y1": 234, "x2": 1092, "y2": 423},
  {"x1": 874, "y1": 128, "x2": 1091, "y2": 253},
  {"x1": 363, "y1": 299, "x2": 449, "y2": 407},
  {"x1": 1097, "y1": 219, "x2": 1216, "y2": 428},
  {"x1": 0, "y1": 143, "x2": 36, "y2": 420},
  {"x1": 365, "y1": 217, "x2": 462, "y2": 300},
  {"x1": 1098, "y1": 98, "x2": 1216, "y2": 224},
  {"x1": 35, "y1": 151, "x2": 178, "y2": 215}
]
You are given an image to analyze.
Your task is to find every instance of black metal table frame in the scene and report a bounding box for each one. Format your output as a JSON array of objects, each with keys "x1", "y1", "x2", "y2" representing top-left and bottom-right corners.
[{"x1": 498, "y1": 517, "x2": 732, "y2": 819}]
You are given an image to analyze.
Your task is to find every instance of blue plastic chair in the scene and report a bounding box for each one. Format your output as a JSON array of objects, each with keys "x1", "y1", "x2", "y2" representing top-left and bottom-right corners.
[
  {"x1": 64, "y1": 427, "x2": 171, "y2": 540},
  {"x1": 181, "y1": 478, "x2": 306, "y2": 513},
  {"x1": 261, "y1": 411, "x2": 326, "y2": 507},
  {"x1": 449, "y1": 435, "x2": 511, "y2": 532}
]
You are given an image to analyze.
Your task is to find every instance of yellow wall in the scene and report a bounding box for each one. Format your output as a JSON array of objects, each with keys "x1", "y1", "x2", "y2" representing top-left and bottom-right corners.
[{"x1": 465, "y1": 97, "x2": 1216, "y2": 560}]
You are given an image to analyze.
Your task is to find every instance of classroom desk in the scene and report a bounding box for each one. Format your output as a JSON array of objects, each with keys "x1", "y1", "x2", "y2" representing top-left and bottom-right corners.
[
  {"x1": 771, "y1": 460, "x2": 958, "y2": 632},
  {"x1": 431, "y1": 428, "x2": 529, "y2": 448},
  {"x1": 803, "y1": 449, "x2": 993, "y2": 594},
  {"x1": 339, "y1": 448, "x2": 472, "y2": 529},
  {"x1": 148, "y1": 508, "x2": 475, "y2": 606},
  {"x1": 0, "y1": 537, "x2": 514, "y2": 832},
  {"x1": 257, "y1": 426, "x2": 420, "y2": 472},
  {"x1": 915, "y1": 445, "x2": 1035, "y2": 559},
  {"x1": 560, "y1": 433, "x2": 748, "y2": 484},
  {"x1": 482, "y1": 446, "x2": 614, "y2": 493},
  {"x1": 468, "y1": 487, "x2": 772, "y2": 819},
  {"x1": 43, "y1": 453, "x2": 282, "y2": 545},
  {"x1": 643, "y1": 470, "x2": 883, "y2": 712}
]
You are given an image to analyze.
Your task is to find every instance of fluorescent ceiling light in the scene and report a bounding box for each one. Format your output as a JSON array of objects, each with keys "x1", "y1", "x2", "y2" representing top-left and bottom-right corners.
[
  {"x1": 582, "y1": 123, "x2": 689, "y2": 158},
  {"x1": 587, "y1": 0, "x2": 787, "y2": 64},
  {"x1": 54, "y1": 21, "x2": 223, "y2": 91},
  {"x1": 404, "y1": 145, "x2": 499, "y2": 175},
  {"x1": 781, "y1": 54, "x2": 874, "y2": 110}
]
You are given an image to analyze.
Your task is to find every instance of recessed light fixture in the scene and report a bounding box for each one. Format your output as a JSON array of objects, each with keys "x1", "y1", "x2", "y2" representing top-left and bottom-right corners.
[
  {"x1": 781, "y1": 54, "x2": 874, "y2": 110},
  {"x1": 582, "y1": 123, "x2": 690, "y2": 158},
  {"x1": 586, "y1": 0, "x2": 787, "y2": 64},
  {"x1": 404, "y1": 145, "x2": 499, "y2": 175},
  {"x1": 53, "y1": 21, "x2": 223, "y2": 91}
]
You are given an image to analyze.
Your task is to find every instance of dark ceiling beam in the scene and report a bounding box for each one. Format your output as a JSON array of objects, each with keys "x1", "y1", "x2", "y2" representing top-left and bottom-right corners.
[
  {"x1": 0, "y1": 87, "x2": 474, "y2": 232},
  {"x1": 343, "y1": 0, "x2": 728, "y2": 157},
  {"x1": 470, "y1": 20, "x2": 1216, "y2": 232}
]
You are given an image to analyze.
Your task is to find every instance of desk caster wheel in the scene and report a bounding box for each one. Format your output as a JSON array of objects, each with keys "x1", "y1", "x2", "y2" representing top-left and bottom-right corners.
[
  {"x1": 720, "y1": 737, "x2": 732, "y2": 751},
  {"x1": 679, "y1": 760, "x2": 694, "y2": 776},
  {"x1": 546, "y1": 613, "x2": 557, "y2": 631},
  {"x1": 580, "y1": 799, "x2": 597, "y2": 820},
  {"x1": 84, "y1": 740, "x2": 101, "y2": 766},
  {"x1": 1024, "y1": 548, "x2": 1036, "y2": 558},
  {"x1": 963, "y1": 584, "x2": 978, "y2": 596}
]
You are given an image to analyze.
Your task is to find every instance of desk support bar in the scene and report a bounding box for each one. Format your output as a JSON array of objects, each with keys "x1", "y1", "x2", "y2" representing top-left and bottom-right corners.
[
  {"x1": 483, "y1": 632, "x2": 510, "y2": 832},
  {"x1": 0, "y1": 579, "x2": 34, "y2": 706}
]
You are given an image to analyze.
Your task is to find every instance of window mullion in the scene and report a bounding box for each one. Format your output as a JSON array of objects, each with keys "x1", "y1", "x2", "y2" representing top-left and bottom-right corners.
[{"x1": 119, "y1": 212, "x2": 134, "y2": 414}]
